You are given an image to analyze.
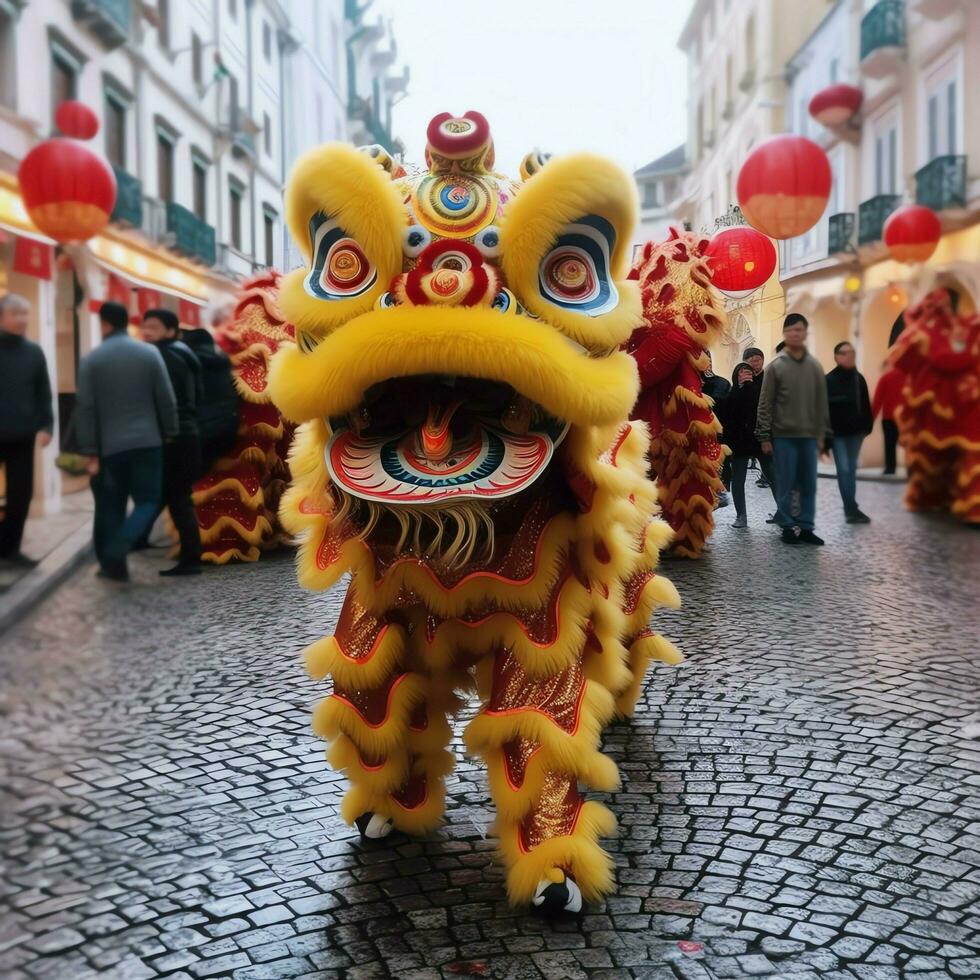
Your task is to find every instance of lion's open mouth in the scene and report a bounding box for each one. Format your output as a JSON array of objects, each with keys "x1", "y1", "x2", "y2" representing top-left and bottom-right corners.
[{"x1": 325, "y1": 374, "x2": 569, "y2": 506}]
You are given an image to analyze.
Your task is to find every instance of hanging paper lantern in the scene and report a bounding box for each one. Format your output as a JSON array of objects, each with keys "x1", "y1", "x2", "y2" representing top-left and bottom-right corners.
[
  {"x1": 705, "y1": 226, "x2": 777, "y2": 298},
  {"x1": 736, "y1": 135, "x2": 832, "y2": 240},
  {"x1": 883, "y1": 204, "x2": 941, "y2": 263},
  {"x1": 808, "y1": 84, "x2": 863, "y2": 128},
  {"x1": 54, "y1": 101, "x2": 100, "y2": 140},
  {"x1": 17, "y1": 107, "x2": 116, "y2": 244}
]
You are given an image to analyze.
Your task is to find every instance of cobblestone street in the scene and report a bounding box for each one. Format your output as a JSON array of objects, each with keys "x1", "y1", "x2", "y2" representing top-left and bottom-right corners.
[{"x1": 1, "y1": 480, "x2": 979, "y2": 980}]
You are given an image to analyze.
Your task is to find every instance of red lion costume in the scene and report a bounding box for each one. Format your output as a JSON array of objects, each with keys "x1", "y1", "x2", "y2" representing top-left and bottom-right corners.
[
  {"x1": 192, "y1": 272, "x2": 297, "y2": 562},
  {"x1": 891, "y1": 288, "x2": 980, "y2": 525},
  {"x1": 624, "y1": 230, "x2": 727, "y2": 557}
]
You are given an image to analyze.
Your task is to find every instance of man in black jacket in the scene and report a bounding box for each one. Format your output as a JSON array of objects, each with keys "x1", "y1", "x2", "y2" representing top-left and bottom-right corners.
[
  {"x1": 181, "y1": 327, "x2": 239, "y2": 475},
  {"x1": 141, "y1": 309, "x2": 204, "y2": 574},
  {"x1": 0, "y1": 294, "x2": 53, "y2": 567},
  {"x1": 826, "y1": 341, "x2": 873, "y2": 524}
]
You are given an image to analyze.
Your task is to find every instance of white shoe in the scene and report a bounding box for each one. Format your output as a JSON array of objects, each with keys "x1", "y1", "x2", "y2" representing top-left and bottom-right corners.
[
  {"x1": 354, "y1": 812, "x2": 394, "y2": 839},
  {"x1": 731, "y1": 515, "x2": 747, "y2": 528},
  {"x1": 532, "y1": 871, "x2": 582, "y2": 914}
]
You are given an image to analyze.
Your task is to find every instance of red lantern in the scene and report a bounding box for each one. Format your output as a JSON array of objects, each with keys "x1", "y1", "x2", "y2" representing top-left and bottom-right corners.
[
  {"x1": 54, "y1": 101, "x2": 100, "y2": 140},
  {"x1": 883, "y1": 204, "x2": 941, "y2": 263},
  {"x1": 808, "y1": 84, "x2": 863, "y2": 128},
  {"x1": 705, "y1": 227, "x2": 777, "y2": 298},
  {"x1": 736, "y1": 135, "x2": 832, "y2": 240},
  {"x1": 18, "y1": 107, "x2": 116, "y2": 243}
]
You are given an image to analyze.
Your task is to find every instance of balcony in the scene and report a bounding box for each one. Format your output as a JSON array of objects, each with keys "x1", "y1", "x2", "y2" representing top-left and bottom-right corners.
[
  {"x1": 915, "y1": 155, "x2": 967, "y2": 211},
  {"x1": 110, "y1": 166, "x2": 142, "y2": 228},
  {"x1": 70, "y1": 0, "x2": 130, "y2": 48},
  {"x1": 860, "y1": 1, "x2": 905, "y2": 79},
  {"x1": 165, "y1": 202, "x2": 216, "y2": 267},
  {"x1": 217, "y1": 244, "x2": 259, "y2": 280},
  {"x1": 858, "y1": 194, "x2": 900, "y2": 245},
  {"x1": 828, "y1": 212, "x2": 855, "y2": 255}
]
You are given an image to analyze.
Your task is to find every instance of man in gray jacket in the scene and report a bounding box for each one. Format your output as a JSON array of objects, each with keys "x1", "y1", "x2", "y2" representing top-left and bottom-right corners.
[
  {"x1": 756, "y1": 314, "x2": 831, "y2": 546},
  {"x1": 76, "y1": 302, "x2": 178, "y2": 581}
]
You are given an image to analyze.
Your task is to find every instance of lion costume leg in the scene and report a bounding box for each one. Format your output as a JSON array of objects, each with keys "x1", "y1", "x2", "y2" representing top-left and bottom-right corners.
[
  {"x1": 905, "y1": 444, "x2": 952, "y2": 512},
  {"x1": 304, "y1": 588, "x2": 455, "y2": 836},
  {"x1": 952, "y1": 448, "x2": 980, "y2": 524},
  {"x1": 464, "y1": 648, "x2": 621, "y2": 910}
]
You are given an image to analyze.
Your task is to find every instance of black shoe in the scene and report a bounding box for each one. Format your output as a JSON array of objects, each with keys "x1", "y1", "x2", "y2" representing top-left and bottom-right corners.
[
  {"x1": 765, "y1": 513, "x2": 778, "y2": 524},
  {"x1": 846, "y1": 510, "x2": 871, "y2": 524},
  {"x1": 780, "y1": 528, "x2": 799, "y2": 544},
  {"x1": 532, "y1": 872, "x2": 583, "y2": 915},
  {"x1": 882, "y1": 469, "x2": 895, "y2": 476},
  {"x1": 97, "y1": 564, "x2": 129, "y2": 582},
  {"x1": 159, "y1": 563, "x2": 202, "y2": 577},
  {"x1": 798, "y1": 530, "x2": 824, "y2": 545},
  {"x1": 0, "y1": 552, "x2": 39, "y2": 569},
  {"x1": 756, "y1": 478, "x2": 770, "y2": 488}
]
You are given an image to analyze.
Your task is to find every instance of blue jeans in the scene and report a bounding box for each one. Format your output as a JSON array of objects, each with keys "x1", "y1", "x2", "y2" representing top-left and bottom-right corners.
[
  {"x1": 92, "y1": 446, "x2": 164, "y2": 568},
  {"x1": 772, "y1": 437, "x2": 818, "y2": 531},
  {"x1": 832, "y1": 434, "x2": 864, "y2": 516}
]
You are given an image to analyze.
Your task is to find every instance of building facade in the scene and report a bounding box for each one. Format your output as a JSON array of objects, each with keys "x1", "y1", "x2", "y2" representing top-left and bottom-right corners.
[
  {"x1": 781, "y1": 0, "x2": 980, "y2": 466},
  {"x1": 0, "y1": 0, "x2": 406, "y2": 517},
  {"x1": 670, "y1": 0, "x2": 832, "y2": 379},
  {"x1": 633, "y1": 144, "x2": 688, "y2": 246}
]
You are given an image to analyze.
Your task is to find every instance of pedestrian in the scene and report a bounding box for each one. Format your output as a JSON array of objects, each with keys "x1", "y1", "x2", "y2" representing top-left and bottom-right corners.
[
  {"x1": 702, "y1": 352, "x2": 732, "y2": 508},
  {"x1": 721, "y1": 361, "x2": 766, "y2": 528},
  {"x1": 741, "y1": 346, "x2": 779, "y2": 496},
  {"x1": 181, "y1": 325, "x2": 239, "y2": 476},
  {"x1": 755, "y1": 313, "x2": 831, "y2": 545},
  {"x1": 76, "y1": 302, "x2": 178, "y2": 581},
  {"x1": 0, "y1": 294, "x2": 53, "y2": 567},
  {"x1": 826, "y1": 341, "x2": 873, "y2": 524},
  {"x1": 140, "y1": 309, "x2": 204, "y2": 576},
  {"x1": 872, "y1": 361, "x2": 905, "y2": 476}
]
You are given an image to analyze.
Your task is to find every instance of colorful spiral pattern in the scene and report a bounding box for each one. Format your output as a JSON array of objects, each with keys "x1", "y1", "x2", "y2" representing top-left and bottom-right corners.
[
  {"x1": 413, "y1": 174, "x2": 497, "y2": 239},
  {"x1": 305, "y1": 213, "x2": 376, "y2": 301},
  {"x1": 538, "y1": 215, "x2": 618, "y2": 316}
]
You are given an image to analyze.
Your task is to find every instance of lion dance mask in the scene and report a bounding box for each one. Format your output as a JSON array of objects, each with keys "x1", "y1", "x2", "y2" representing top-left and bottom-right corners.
[{"x1": 269, "y1": 113, "x2": 683, "y2": 912}]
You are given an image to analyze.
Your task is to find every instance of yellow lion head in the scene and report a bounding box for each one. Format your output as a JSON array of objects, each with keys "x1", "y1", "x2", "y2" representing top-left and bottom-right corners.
[{"x1": 269, "y1": 112, "x2": 643, "y2": 566}]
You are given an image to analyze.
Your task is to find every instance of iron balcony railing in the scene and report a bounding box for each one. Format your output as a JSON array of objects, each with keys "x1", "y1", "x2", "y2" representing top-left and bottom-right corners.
[
  {"x1": 915, "y1": 154, "x2": 967, "y2": 211},
  {"x1": 861, "y1": 0, "x2": 906, "y2": 61},
  {"x1": 858, "y1": 194, "x2": 901, "y2": 245},
  {"x1": 828, "y1": 212, "x2": 855, "y2": 255},
  {"x1": 110, "y1": 166, "x2": 142, "y2": 228},
  {"x1": 70, "y1": 0, "x2": 130, "y2": 47},
  {"x1": 165, "y1": 202, "x2": 216, "y2": 267}
]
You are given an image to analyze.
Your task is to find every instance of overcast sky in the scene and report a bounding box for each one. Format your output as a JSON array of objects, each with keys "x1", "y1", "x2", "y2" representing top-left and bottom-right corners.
[{"x1": 370, "y1": 0, "x2": 692, "y2": 177}]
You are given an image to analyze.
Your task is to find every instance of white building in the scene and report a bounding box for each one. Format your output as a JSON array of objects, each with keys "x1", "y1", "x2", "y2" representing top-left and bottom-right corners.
[
  {"x1": 781, "y1": 0, "x2": 980, "y2": 466},
  {"x1": 0, "y1": 0, "x2": 407, "y2": 517},
  {"x1": 633, "y1": 144, "x2": 687, "y2": 247},
  {"x1": 669, "y1": 0, "x2": 831, "y2": 378}
]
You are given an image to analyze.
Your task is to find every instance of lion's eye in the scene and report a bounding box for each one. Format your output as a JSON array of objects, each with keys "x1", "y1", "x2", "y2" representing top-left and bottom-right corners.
[
  {"x1": 305, "y1": 213, "x2": 376, "y2": 300},
  {"x1": 538, "y1": 215, "x2": 618, "y2": 316},
  {"x1": 474, "y1": 225, "x2": 501, "y2": 258}
]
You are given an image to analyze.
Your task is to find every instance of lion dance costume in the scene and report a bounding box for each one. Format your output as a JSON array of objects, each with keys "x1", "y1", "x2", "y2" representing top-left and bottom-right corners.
[
  {"x1": 624, "y1": 232, "x2": 727, "y2": 557},
  {"x1": 192, "y1": 272, "x2": 296, "y2": 563},
  {"x1": 891, "y1": 288, "x2": 980, "y2": 525},
  {"x1": 267, "y1": 113, "x2": 683, "y2": 912}
]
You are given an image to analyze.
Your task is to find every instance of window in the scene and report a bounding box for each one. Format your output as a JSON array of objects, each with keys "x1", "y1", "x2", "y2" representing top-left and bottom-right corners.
[
  {"x1": 316, "y1": 93, "x2": 324, "y2": 142},
  {"x1": 874, "y1": 118, "x2": 898, "y2": 195},
  {"x1": 926, "y1": 75, "x2": 958, "y2": 159},
  {"x1": 642, "y1": 181, "x2": 660, "y2": 209},
  {"x1": 829, "y1": 57, "x2": 840, "y2": 84},
  {"x1": 228, "y1": 0, "x2": 237, "y2": 19},
  {"x1": 192, "y1": 157, "x2": 208, "y2": 220},
  {"x1": 104, "y1": 92, "x2": 127, "y2": 169},
  {"x1": 263, "y1": 208, "x2": 277, "y2": 267},
  {"x1": 229, "y1": 74, "x2": 239, "y2": 128},
  {"x1": 229, "y1": 181, "x2": 243, "y2": 250},
  {"x1": 157, "y1": 0, "x2": 169, "y2": 49},
  {"x1": 745, "y1": 15, "x2": 756, "y2": 69},
  {"x1": 51, "y1": 52, "x2": 77, "y2": 129},
  {"x1": 192, "y1": 33, "x2": 203, "y2": 86},
  {"x1": 0, "y1": 9, "x2": 16, "y2": 110},
  {"x1": 725, "y1": 55, "x2": 733, "y2": 103},
  {"x1": 157, "y1": 132, "x2": 174, "y2": 202},
  {"x1": 263, "y1": 111, "x2": 271, "y2": 156},
  {"x1": 263, "y1": 22, "x2": 272, "y2": 61}
]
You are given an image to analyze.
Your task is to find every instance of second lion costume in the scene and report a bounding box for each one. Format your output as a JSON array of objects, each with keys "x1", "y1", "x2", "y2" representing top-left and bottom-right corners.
[{"x1": 268, "y1": 113, "x2": 683, "y2": 911}]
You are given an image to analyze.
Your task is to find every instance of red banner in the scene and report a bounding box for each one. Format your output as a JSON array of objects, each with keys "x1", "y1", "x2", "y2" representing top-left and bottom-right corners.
[
  {"x1": 13, "y1": 237, "x2": 53, "y2": 280},
  {"x1": 178, "y1": 298, "x2": 203, "y2": 328},
  {"x1": 136, "y1": 287, "x2": 162, "y2": 316}
]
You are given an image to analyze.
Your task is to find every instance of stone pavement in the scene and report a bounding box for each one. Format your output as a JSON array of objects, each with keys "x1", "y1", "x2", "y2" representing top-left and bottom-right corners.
[{"x1": 1, "y1": 480, "x2": 979, "y2": 980}]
